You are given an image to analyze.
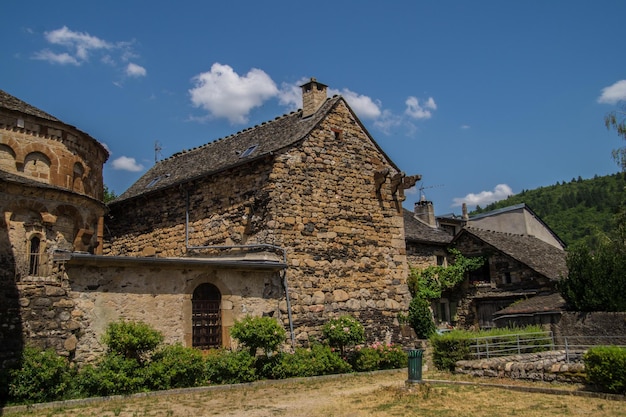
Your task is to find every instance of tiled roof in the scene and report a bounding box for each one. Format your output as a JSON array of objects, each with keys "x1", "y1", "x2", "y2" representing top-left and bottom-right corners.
[
  {"x1": 114, "y1": 96, "x2": 353, "y2": 202},
  {"x1": 456, "y1": 227, "x2": 567, "y2": 280},
  {"x1": 494, "y1": 292, "x2": 566, "y2": 316},
  {"x1": 403, "y1": 209, "x2": 452, "y2": 244},
  {"x1": 0, "y1": 89, "x2": 61, "y2": 122}
]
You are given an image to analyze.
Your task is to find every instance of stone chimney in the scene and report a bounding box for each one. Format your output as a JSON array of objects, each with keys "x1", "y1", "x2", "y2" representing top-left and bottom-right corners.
[
  {"x1": 414, "y1": 196, "x2": 436, "y2": 227},
  {"x1": 301, "y1": 77, "x2": 328, "y2": 118},
  {"x1": 462, "y1": 203, "x2": 469, "y2": 220}
]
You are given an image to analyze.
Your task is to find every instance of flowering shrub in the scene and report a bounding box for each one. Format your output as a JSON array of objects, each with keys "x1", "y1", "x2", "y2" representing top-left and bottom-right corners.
[
  {"x1": 348, "y1": 342, "x2": 407, "y2": 372},
  {"x1": 230, "y1": 315, "x2": 286, "y2": 356},
  {"x1": 322, "y1": 315, "x2": 365, "y2": 355}
]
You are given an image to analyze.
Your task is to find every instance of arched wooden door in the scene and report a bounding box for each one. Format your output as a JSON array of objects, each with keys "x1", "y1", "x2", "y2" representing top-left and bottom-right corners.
[{"x1": 192, "y1": 283, "x2": 222, "y2": 349}]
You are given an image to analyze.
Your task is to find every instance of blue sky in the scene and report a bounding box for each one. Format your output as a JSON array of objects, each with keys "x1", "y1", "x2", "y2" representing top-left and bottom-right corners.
[{"x1": 2, "y1": 1, "x2": 625, "y2": 215}]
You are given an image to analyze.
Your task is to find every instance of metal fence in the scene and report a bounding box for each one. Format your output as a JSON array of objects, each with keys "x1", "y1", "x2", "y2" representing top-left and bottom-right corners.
[
  {"x1": 467, "y1": 332, "x2": 626, "y2": 361},
  {"x1": 468, "y1": 332, "x2": 554, "y2": 359}
]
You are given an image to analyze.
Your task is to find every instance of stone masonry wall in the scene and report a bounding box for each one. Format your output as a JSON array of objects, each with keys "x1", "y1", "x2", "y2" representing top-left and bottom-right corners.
[
  {"x1": 0, "y1": 120, "x2": 108, "y2": 201},
  {"x1": 265, "y1": 101, "x2": 411, "y2": 345},
  {"x1": 106, "y1": 100, "x2": 414, "y2": 347}
]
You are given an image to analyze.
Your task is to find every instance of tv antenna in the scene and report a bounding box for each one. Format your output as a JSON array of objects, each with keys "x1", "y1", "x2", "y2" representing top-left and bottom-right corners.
[
  {"x1": 154, "y1": 141, "x2": 163, "y2": 163},
  {"x1": 418, "y1": 182, "x2": 444, "y2": 201}
]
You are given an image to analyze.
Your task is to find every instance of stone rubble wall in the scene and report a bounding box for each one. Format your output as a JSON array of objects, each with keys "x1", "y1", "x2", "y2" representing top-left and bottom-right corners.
[
  {"x1": 455, "y1": 350, "x2": 586, "y2": 383},
  {"x1": 106, "y1": 100, "x2": 414, "y2": 347}
]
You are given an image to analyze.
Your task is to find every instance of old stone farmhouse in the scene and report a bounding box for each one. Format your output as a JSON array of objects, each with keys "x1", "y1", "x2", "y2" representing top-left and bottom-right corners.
[
  {"x1": 1, "y1": 79, "x2": 421, "y2": 364},
  {"x1": 404, "y1": 200, "x2": 568, "y2": 329}
]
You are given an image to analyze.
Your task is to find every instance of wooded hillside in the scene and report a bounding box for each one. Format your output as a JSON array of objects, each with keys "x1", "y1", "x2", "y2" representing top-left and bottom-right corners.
[{"x1": 471, "y1": 172, "x2": 626, "y2": 247}]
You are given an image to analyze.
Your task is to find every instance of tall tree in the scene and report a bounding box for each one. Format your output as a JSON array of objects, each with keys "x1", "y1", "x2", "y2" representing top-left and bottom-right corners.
[{"x1": 604, "y1": 104, "x2": 626, "y2": 171}]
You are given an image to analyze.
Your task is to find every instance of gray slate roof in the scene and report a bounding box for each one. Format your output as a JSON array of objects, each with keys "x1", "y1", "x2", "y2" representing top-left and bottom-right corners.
[
  {"x1": 494, "y1": 292, "x2": 566, "y2": 316},
  {"x1": 114, "y1": 96, "x2": 351, "y2": 202},
  {"x1": 455, "y1": 227, "x2": 567, "y2": 280},
  {"x1": 403, "y1": 209, "x2": 453, "y2": 245},
  {"x1": 0, "y1": 89, "x2": 61, "y2": 122}
]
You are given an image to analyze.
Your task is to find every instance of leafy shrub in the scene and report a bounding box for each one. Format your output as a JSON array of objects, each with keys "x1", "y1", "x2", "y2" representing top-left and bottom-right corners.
[
  {"x1": 349, "y1": 343, "x2": 408, "y2": 372},
  {"x1": 204, "y1": 349, "x2": 257, "y2": 384},
  {"x1": 430, "y1": 332, "x2": 471, "y2": 371},
  {"x1": 75, "y1": 353, "x2": 145, "y2": 397},
  {"x1": 378, "y1": 343, "x2": 408, "y2": 369},
  {"x1": 322, "y1": 315, "x2": 365, "y2": 355},
  {"x1": 102, "y1": 319, "x2": 164, "y2": 363},
  {"x1": 230, "y1": 315, "x2": 286, "y2": 356},
  {"x1": 144, "y1": 344, "x2": 206, "y2": 390},
  {"x1": 584, "y1": 346, "x2": 626, "y2": 394},
  {"x1": 430, "y1": 326, "x2": 551, "y2": 371},
  {"x1": 269, "y1": 344, "x2": 352, "y2": 378},
  {"x1": 8, "y1": 347, "x2": 74, "y2": 404},
  {"x1": 349, "y1": 346, "x2": 380, "y2": 372},
  {"x1": 408, "y1": 296, "x2": 436, "y2": 339}
]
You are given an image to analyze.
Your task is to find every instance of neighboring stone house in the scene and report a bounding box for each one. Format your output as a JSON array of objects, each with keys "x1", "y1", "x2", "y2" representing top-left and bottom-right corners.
[
  {"x1": 1, "y1": 79, "x2": 421, "y2": 364},
  {"x1": 0, "y1": 89, "x2": 109, "y2": 364},
  {"x1": 403, "y1": 200, "x2": 567, "y2": 329}
]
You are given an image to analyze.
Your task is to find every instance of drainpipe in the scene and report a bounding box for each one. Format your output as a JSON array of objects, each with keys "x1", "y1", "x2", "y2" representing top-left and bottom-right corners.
[{"x1": 183, "y1": 187, "x2": 295, "y2": 348}]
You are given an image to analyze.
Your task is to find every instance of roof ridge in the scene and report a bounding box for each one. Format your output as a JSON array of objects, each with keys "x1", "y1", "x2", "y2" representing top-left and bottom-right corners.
[{"x1": 159, "y1": 109, "x2": 305, "y2": 163}]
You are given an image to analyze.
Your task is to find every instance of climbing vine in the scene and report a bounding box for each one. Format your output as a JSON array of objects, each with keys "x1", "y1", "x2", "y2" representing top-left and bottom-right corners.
[{"x1": 407, "y1": 248, "x2": 484, "y2": 301}]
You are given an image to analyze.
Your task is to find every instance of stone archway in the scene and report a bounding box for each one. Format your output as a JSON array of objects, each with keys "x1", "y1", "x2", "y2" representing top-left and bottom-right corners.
[{"x1": 192, "y1": 283, "x2": 222, "y2": 349}]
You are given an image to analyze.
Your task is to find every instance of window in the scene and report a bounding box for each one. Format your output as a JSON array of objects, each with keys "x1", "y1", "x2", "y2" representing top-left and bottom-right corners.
[
  {"x1": 436, "y1": 255, "x2": 445, "y2": 266},
  {"x1": 239, "y1": 144, "x2": 258, "y2": 158},
  {"x1": 146, "y1": 173, "x2": 170, "y2": 188},
  {"x1": 28, "y1": 236, "x2": 41, "y2": 276},
  {"x1": 469, "y1": 260, "x2": 490, "y2": 283}
]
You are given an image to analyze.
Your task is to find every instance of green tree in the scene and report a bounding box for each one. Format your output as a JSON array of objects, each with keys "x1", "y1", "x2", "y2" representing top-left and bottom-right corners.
[
  {"x1": 104, "y1": 185, "x2": 117, "y2": 203},
  {"x1": 604, "y1": 104, "x2": 626, "y2": 171}
]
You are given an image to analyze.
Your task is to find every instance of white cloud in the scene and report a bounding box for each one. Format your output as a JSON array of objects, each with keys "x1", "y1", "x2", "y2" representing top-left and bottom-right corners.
[
  {"x1": 189, "y1": 63, "x2": 279, "y2": 124},
  {"x1": 329, "y1": 88, "x2": 382, "y2": 120},
  {"x1": 32, "y1": 49, "x2": 80, "y2": 65},
  {"x1": 111, "y1": 156, "x2": 144, "y2": 172},
  {"x1": 277, "y1": 78, "x2": 308, "y2": 110},
  {"x1": 598, "y1": 80, "x2": 626, "y2": 104},
  {"x1": 461, "y1": 124, "x2": 471, "y2": 130},
  {"x1": 405, "y1": 96, "x2": 437, "y2": 119},
  {"x1": 452, "y1": 184, "x2": 514, "y2": 208},
  {"x1": 31, "y1": 26, "x2": 146, "y2": 83},
  {"x1": 126, "y1": 63, "x2": 146, "y2": 77},
  {"x1": 43, "y1": 26, "x2": 112, "y2": 62}
]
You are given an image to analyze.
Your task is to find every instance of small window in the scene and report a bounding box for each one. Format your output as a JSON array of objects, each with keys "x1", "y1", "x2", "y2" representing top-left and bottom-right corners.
[
  {"x1": 436, "y1": 255, "x2": 445, "y2": 266},
  {"x1": 146, "y1": 173, "x2": 170, "y2": 188},
  {"x1": 28, "y1": 236, "x2": 41, "y2": 276},
  {"x1": 239, "y1": 144, "x2": 258, "y2": 158}
]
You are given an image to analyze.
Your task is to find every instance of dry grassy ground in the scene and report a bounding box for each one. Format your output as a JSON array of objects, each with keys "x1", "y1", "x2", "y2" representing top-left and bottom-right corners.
[{"x1": 3, "y1": 370, "x2": 624, "y2": 417}]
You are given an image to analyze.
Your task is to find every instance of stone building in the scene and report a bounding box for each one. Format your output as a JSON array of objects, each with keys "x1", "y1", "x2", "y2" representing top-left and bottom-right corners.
[
  {"x1": 403, "y1": 200, "x2": 567, "y2": 329},
  {"x1": 1, "y1": 79, "x2": 421, "y2": 364},
  {"x1": 0, "y1": 89, "x2": 109, "y2": 364}
]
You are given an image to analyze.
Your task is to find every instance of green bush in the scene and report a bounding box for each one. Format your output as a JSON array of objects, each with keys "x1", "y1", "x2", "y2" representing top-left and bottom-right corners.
[
  {"x1": 204, "y1": 348, "x2": 257, "y2": 384},
  {"x1": 430, "y1": 326, "x2": 551, "y2": 371},
  {"x1": 262, "y1": 344, "x2": 353, "y2": 379},
  {"x1": 8, "y1": 347, "x2": 75, "y2": 404},
  {"x1": 322, "y1": 315, "x2": 365, "y2": 355},
  {"x1": 349, "y1": 347, "x2": 380, "y2": 372},
  {"x1": 584, "y1": 346, "x2": 626, "y2": 394},
  {"x1": 349, "y1": 343, "x2": 408, "y2": 372},
  {"x1": 408, "y1": 296, "x2": 436, "y2": 339},
  {"x1": 75, "y1": 353, "x2": 145, "y2": 397},
  {"x1": 144, "y1": 344, "x2": 206, "y2": 390},
  {"x1": 430, "y1": 332, "x2": 471, "y2": 371},
  {"x1": 102, "y1": 319, "x2": 164, "y2": 363},
  {"x1": 230, "y1": 315, "x2": 286, "y2": 356}
]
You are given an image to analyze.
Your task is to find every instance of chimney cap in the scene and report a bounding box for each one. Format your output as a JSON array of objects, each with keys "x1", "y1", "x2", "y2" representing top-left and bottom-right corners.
[{"x1": 300, "y1": 77, "x2": 328, "y2": 89}]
